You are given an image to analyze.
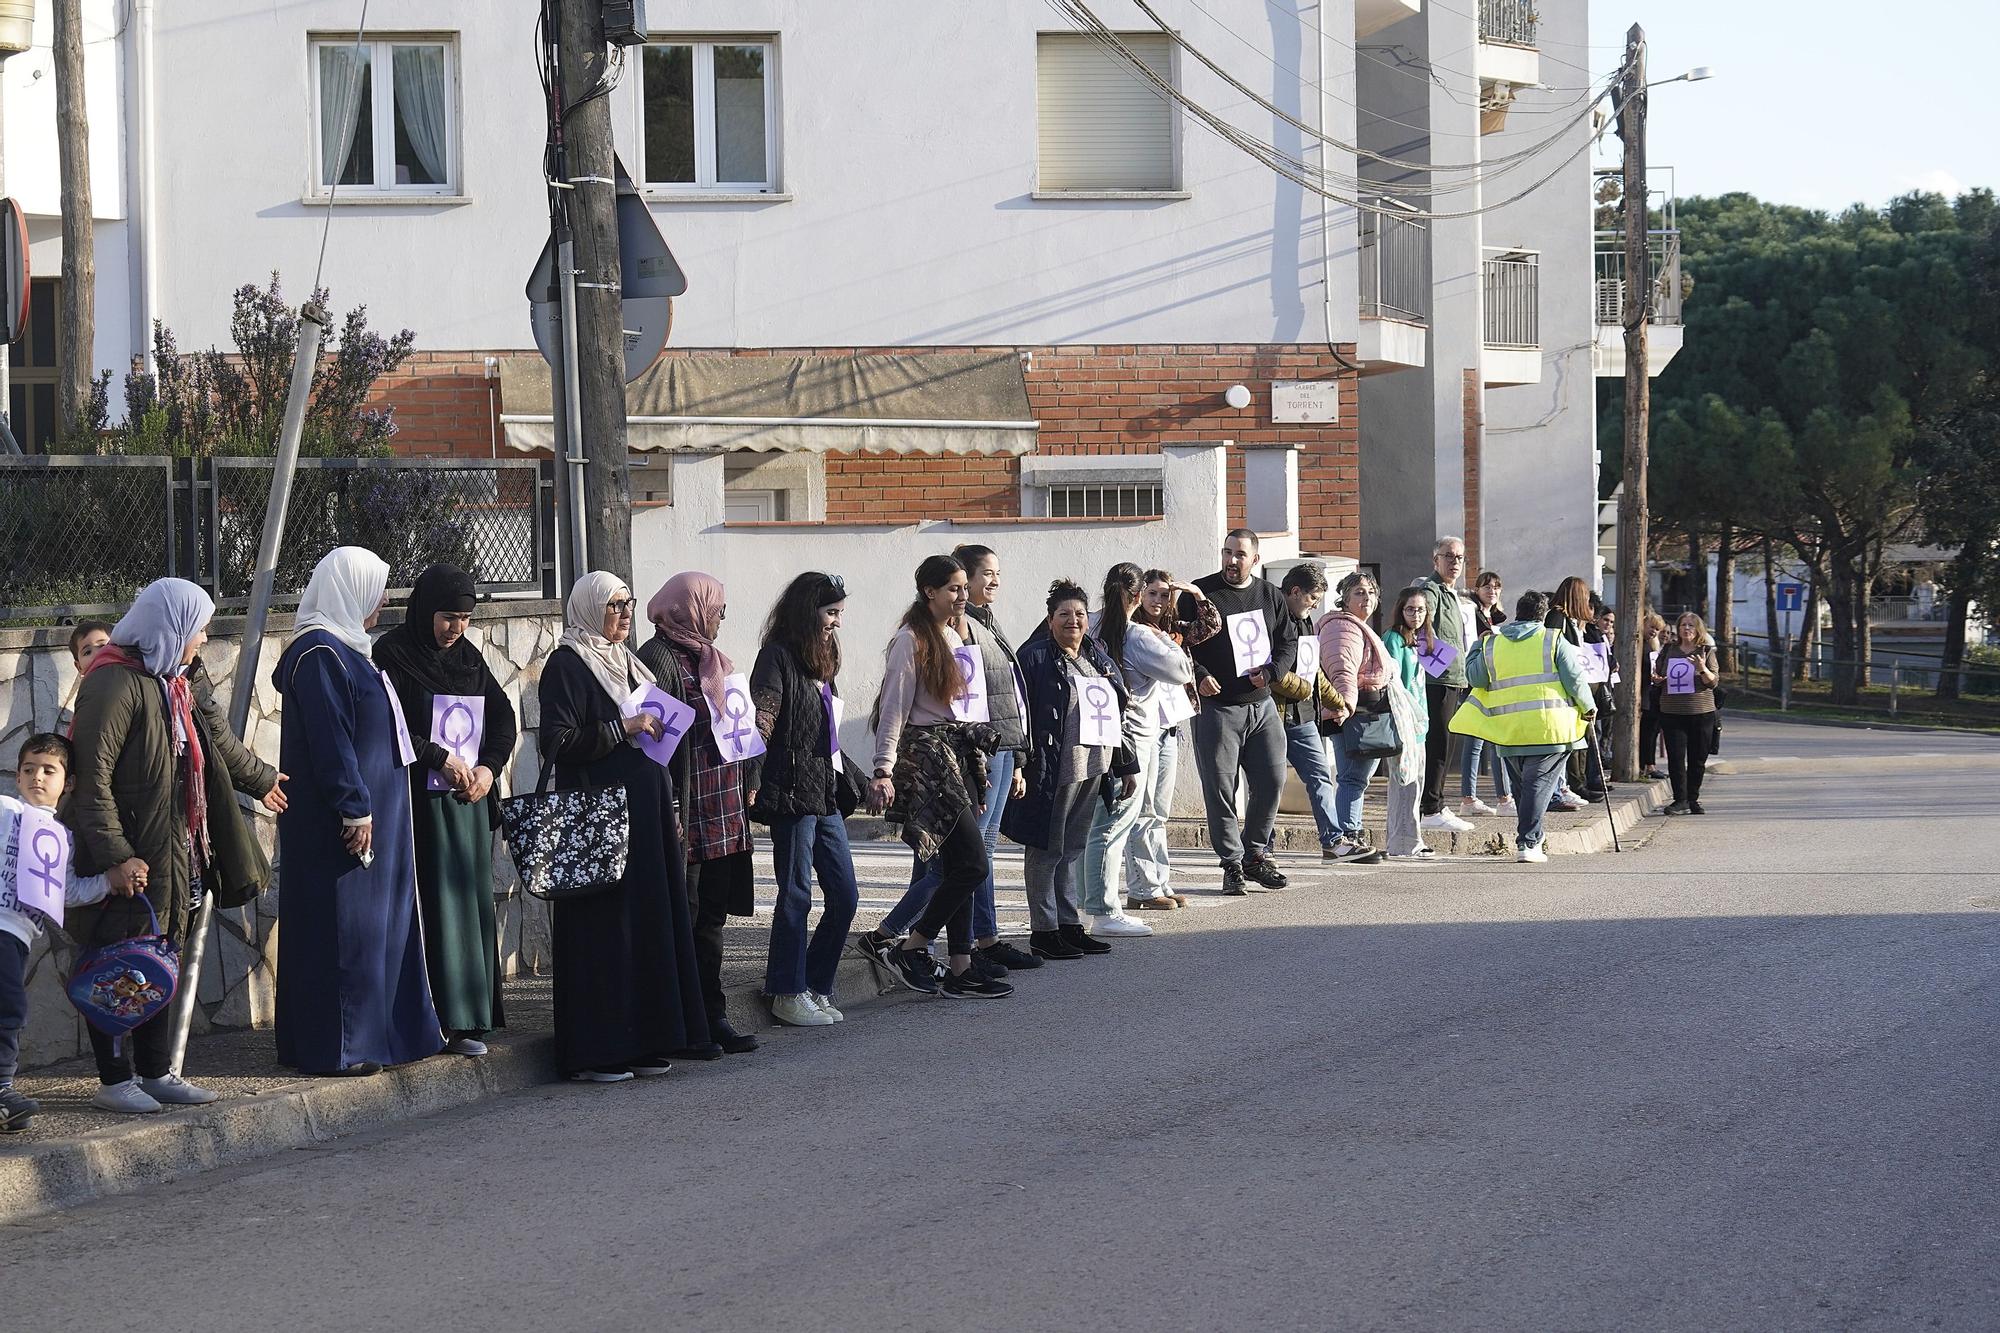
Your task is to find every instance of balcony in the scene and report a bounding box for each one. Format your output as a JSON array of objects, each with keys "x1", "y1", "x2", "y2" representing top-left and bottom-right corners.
[
  {"x1": 1476, "y1": 0, "x2": 1539, "y2": 116},
  {"x1": 1356, "y1": 0, "x2": 1421, "y2": 38},
  {"x1": 1482, "y1": 247, "x2": 1541, "y2": 385},
  {"x1": 1592, "y1": 230, "x2": 1686, "y2": 377},
  {"x1": 1356, "y1": 203, "x2": 1427, "y2": 374}
]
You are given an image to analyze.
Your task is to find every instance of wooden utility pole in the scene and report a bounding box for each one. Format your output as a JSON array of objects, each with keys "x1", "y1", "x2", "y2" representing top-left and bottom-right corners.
[
  {"x1": 1611, "y1": 23, "x2": 1648, "y2": 781},
  {"x1": 553, "y1": 0, "x2": 632, "y2": 584},
  {"x1": 53, "y1": 0, "x2": 94, "y2": 441}
]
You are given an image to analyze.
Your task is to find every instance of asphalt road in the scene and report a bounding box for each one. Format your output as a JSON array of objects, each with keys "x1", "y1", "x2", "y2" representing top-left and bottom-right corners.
[{"x1": 8, "y1": 717, "x2": 1999, "y2": 1331}]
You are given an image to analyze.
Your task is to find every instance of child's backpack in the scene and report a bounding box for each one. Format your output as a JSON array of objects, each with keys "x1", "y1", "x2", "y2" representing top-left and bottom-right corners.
[{"x1": 67, "y1": 898, "x2": 179, "y2": 1035}]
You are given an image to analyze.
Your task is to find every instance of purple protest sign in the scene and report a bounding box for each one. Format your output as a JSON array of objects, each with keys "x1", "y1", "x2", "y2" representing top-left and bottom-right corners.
[
  {"x1": 1418, "y1": 638, "x2": 1459, "y2": 679},
  {"x1": 1156, "y1": 686, "x2": 1197, "y2": 728},
  {"x1": 12, "y1": 804, "x2": 69, "y2": 927},
  {"x1": 621, "y1": 683, "x2": 695, "y2": 769},
  {"x1": 821, "y1": 682, "x2": 844, "y2": 757},
  {"x1": 379, "y1": 669, "x2": 417, "y2": 767},
  {"x1": 1226, "y1": 611, "x2": 1270, "y2": 678},
  {"x1": 427, "y1": 694, "x2": 485, "y2": 792},
  {"x1": 950, "y1": 645, "x2": 990, "y2": 722},
  {"x1": 1078, "y1": 677, "x2": 1119, "y2": 747},
  {"x1": 1665, "y1": 656, "x2": 1698, "y2": 695},
  {"x1": 1580, "y1": 641, "x2": 1612, "y2": 686},
  {"x1": 714, "y1": 672, "x2": 767, "y2": 763}
]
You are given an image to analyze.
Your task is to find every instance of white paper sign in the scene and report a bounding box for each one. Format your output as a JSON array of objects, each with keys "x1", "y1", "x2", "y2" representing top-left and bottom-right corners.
[
  {"x1": 1077, "y1": 677, "x2": 1121, "y2": 747},
  {"x1": 1227, "y1": 611, "x2": 1270, "y2": 678},
  {"x1": 1295, "y1": 636, "x2": 1319, "y2": 681},
  {"x1": 713, "y1": 672, "x2": 768, "y2": 763},
  {"x1": 379, "y1": 670, "x2": 417, "y2": 767},
  {"x1": 1418, "y1": 638, "x2": 1459, "y2": 680},
  {"x1": 821, "y1": 682, "x2": 844, "y2": 757},
  {"x1": 1665, "y1": 656, "x2": 1698, "y2": 695},
  {"x1": 12, "y1": 804, "x2": 70, "y2": 927},
  {"x1": 621, "y1": 683, "x2": 696, "y2": 769},
  {"x1": 427, "y1": 694, "x2": 486, "y2": 792},
  {"x1": 1580, "y1": 641, "x2": 1612, "y2": 685},
  {"x1": 949, "y1": 645, "x2": 990, "y2": 723},
  {"x1": 1156, "y1": 687, "x2": 1197, "y2": 728}
]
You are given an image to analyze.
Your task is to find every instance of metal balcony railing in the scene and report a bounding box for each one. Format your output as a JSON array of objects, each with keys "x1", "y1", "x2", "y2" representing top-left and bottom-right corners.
[
  {"x1": 1479, "y1": 0, "x2": 1538, "y2": 47},
  {"x1": 1358, "y1": 203, "x2": 1429, "y2": 324},
  {"x1": 1594, "y1": 230, "x2": 1683, "y2": 327},
  {"x1": 1481, "y1": 248, "x2": 1540, "y2": 349}
]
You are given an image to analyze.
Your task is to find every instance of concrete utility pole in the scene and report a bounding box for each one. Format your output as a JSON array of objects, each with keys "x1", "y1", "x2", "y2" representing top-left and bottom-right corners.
[
  {"x1": 52, "y1": 0, "x2": 94, "y2": 440},
  {"x1": 1611, "y1": 23, "x2": 1648, "y2": 782},
  {"x1": 554, "y1": 0, "x2": 633, "y2": 585}
]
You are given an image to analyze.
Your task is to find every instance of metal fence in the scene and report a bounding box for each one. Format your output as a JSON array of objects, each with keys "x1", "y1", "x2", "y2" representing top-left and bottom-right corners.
[
  {"x1": 2, "y1": 456, "x2": 556, "y2": 622},
  {"x1": 1479, "y1": 0, "x2": 1538, "y2": 47},
  {"x1": 1359, "y1": 204, "x2": 1429, "y2": 324},
  {"x1": 1482, "y1": 248, "x2": 1541, "y2": 349},
  {"x1": 1594, "y1": 229, "x2": 1683, "y2": 327}
]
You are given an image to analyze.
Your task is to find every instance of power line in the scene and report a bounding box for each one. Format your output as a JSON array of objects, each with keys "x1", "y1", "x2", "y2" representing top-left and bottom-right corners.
[{"x1": 311, "y1": 0, "x2": 372, "y2": 295}]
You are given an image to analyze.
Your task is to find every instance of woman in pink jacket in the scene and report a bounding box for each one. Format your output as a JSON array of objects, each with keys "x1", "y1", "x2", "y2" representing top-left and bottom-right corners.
[{"x1": 1316, "y1": 571, "x2": 1391, "y2": 864}]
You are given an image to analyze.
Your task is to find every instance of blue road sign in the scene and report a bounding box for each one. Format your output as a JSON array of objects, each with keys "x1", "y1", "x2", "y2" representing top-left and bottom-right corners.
[{"x1": 1776, "y1": 583, "x2": 1803, "y2": 612}]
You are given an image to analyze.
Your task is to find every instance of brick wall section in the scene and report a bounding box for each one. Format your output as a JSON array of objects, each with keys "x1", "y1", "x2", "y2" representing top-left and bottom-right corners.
[
  {"x1": 1461, "y1": 368, "x2": 1483, "y2": 574},
  {"x1": 367, "y1": 350, "x2": 498, "y2": 457}
]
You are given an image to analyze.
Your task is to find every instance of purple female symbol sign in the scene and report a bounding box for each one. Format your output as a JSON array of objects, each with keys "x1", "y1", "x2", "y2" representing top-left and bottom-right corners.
[
  {"x1": 427, "y1": 694, "x2": 485, "y2": 791},
  {"x1": 950, "y1": 645, "x2": 990, "y2": 722},
  {"x1": 621, "y1": 683, "x2": 695, "y2": 769},
  {"x1": 1226, "y1": 611, "x2": 1269, "y2": 678},
  {"x1": 714, "y1": 671, "x2": 767, "y2": 762},
  {"x1": 1665, "y1": 656, "x2": 1698, "y2": 695},
  {"x1": 1419, "y1": 638, "x2": 1459, "y2": 679},
  {"x1": 12, "y1": 805, "x2": 70, "y2": 926},
  {"x1": 1078, "y1": 678, "x2": 1119, "y2": 747}
]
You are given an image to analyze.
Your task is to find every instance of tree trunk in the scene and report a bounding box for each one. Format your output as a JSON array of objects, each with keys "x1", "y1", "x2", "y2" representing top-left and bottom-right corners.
[
  {"x1": 1798, "y1": 571, "x2": 1821, "y2": 682},
  {"x1": 1825, "y1": 544, "x2": 1867, "y2": 705},
  {"x1": 1760, "y1": 534, "x2": 1779, "y2": 682},
  {"x1": 1713, "y1": 521, "x2": 1736, "y2": 673},
  {"x1": 1687, "y1": 528, "x2": 1707, "y2": 621},
  {"x1": 1935, "y1": 539, "x2": 1979, "y2": 701},
  {"x1": 53, "y1": 0, "x2": 95, "y2": 442}
]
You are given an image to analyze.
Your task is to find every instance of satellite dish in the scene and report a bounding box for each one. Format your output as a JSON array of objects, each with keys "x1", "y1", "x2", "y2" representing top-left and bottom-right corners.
[{"x1": 527, "y1": 155, "x2": 687, "y2": 384}]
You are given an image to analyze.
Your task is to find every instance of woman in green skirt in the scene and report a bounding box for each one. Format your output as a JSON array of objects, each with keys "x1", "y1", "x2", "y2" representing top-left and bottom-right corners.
[{"x1": 375, "y1": 565, "x2": 518, "y2": 1056}]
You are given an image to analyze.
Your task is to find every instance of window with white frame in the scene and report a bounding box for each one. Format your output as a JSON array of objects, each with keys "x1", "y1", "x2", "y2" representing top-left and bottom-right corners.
[
  {"x1": 1036, "y1": 33, "x2": 1177, "y2": 193},
  {"x1": 312, "y1": 36, "x2": 459, "y2": 194},
  {"x1": 640, "y1": 39, "x2": 778, "y2": 192}
]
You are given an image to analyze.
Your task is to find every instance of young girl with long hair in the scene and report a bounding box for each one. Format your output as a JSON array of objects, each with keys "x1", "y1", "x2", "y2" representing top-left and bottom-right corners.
[{"x1": 1379, "y1": 586, "x2": 1438, "y2": 860}]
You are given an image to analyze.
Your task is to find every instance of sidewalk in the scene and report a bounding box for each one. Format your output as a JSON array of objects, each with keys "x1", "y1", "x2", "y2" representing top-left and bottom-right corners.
[{"x1": 1, "y1": 778, "x2": 1668, "y2": 1222}]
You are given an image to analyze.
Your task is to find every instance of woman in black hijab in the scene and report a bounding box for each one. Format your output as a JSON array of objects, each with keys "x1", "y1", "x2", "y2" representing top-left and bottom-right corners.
[{"x1": 375, "y1": 565, "x2": 518, "y2": 1056}]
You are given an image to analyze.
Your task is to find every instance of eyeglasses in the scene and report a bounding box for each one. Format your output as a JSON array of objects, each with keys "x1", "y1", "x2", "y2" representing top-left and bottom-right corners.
[{"x1": 605, "y1": 599, "x2": 637, "y2": 616}]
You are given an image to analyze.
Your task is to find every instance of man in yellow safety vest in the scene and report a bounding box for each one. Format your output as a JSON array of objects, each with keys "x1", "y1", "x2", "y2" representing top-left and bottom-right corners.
[{"x1": 1449, "y1": 589, "x2": 1598, "y2": 864}]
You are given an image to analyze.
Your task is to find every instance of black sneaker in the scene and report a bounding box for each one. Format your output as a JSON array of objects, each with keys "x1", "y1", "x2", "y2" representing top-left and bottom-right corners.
[
  {"x1": 1242, "y1": 855, "x2": 1290, "y2": 890},
  {"x1": 1689, "y1": 799, "x2": 1706, "y2": 815},
  {"x1": 0, "y1": 1086, "x2": 39, "y2": 1133},
  {"x1": 1665, "y1": 801, "x2": 1690, "y2": 816},
  {"x1": 1059, "y1": 923, "x2": 1112, "y2": 956},
  {"x1": 979, "y1": 940, "x2": 1043, "y2": 971},
  {"x1": 887, "y1": 945, "x2": 943, "y2": 994},
  {"x1": 941, "y1": 969, "x2": 1014, "y2": 999},
  {"x1": 1221, "y1": 863, "x2": 1250, "y2": 895},
  {"x1": 967, "y1": 951, "x2": 1008, "y2": 981},
  {"x1": 713, "y1": 1022, "x2": 760, "y2": 1055},
  {"x1": 1029, "y1": 929, "x2": 1084, "y2": 961},
  {"x1": 668, "y1": 1041, "x2": 725, "y2": 1062},
  {"x1": 852, "y1": 928, "x2": 900, "y2": 970}
]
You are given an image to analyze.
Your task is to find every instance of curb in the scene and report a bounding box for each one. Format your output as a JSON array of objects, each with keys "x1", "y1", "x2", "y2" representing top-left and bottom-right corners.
[{"x1": 1730, "y1": 705, "x2": 2000, "y2": 736}]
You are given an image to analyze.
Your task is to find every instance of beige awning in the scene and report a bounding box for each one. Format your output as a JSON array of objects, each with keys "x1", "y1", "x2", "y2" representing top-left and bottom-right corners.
[{"x1": 498, "y1": 351, "x2": 1037, "y2": 455}]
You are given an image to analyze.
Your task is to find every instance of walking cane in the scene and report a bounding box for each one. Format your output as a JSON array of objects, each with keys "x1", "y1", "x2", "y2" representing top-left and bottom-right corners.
[{"x1": 1585, "y1": 728, "x2": 1621, "y2": 853}]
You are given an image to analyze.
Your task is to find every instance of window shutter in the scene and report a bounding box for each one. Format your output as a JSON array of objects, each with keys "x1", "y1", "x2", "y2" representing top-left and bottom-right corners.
[{"x1": 1036, "y1": 33, "x2": 1175, "y2": 192}]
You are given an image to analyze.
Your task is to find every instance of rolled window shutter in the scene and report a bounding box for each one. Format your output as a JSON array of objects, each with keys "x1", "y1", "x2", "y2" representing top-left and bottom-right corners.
[{"x1": 1036, "y1": 34, "x2": 1175, "y2": 191}]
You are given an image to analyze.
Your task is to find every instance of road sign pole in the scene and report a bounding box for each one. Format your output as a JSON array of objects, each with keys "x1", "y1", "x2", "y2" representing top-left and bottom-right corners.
[{"x1": 1780, "y1": 608, "x2": 1792, "y2": 711}]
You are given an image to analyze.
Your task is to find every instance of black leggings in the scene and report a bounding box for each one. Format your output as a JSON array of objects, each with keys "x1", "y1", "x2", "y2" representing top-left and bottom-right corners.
[
  {"x1": 1661, "y1": 712, "x2": 1713, "y2": 803},
  {"x1": 1639, "y1": 709, "x2": 1663, "y2": 769},
  {"x1": 684, "y1": 857, "x2": 732, "y2": 1037},
  {"x1": 911, "y1": 808, "x2": 987, "y2": 956},
  {"x1": 91, "y1": 1010, "x2": 171, "y2": 1086}
]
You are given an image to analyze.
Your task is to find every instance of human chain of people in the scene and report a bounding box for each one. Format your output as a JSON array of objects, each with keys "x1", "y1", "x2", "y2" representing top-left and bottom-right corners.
[{"x1": 0, "y1": 533, "x2": 1722, "y2": 1129}]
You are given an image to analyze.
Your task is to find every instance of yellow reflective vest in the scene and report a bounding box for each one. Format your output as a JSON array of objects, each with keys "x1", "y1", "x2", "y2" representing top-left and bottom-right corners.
[{"x1": 1448, "y1": 627, "x2": 1588, "y2": 747}]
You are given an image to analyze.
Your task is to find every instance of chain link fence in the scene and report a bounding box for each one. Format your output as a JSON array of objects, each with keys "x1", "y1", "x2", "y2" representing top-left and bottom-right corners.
[{"x1": 2, "y1": 457, "x2": 555, "y2": 624}]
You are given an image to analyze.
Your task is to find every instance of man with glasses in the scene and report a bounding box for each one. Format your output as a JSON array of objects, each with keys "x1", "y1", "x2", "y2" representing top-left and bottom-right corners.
[
  {"x1": 1418, "y1": 537, "x2": 1476, "y2": 833},
  {"x1": 1181, "y1": 530, "x2": 1302, "y2": 895}
]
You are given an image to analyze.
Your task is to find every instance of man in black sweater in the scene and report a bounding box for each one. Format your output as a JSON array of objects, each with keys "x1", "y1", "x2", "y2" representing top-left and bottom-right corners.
[{"x1": 1180, "y1": 530, "x2": 1304, "y2": 894}]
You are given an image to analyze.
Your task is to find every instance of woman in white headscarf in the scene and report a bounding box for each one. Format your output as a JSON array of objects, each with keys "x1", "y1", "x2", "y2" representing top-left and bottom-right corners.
[
  {"x1": 537, "y1": 570, "x2": 709, "y2": 1083},
  {"x1": 67, "y1": 577, "x2": 284, "y2": 1113},
  {"x1": 273, "y1": 547, "x2": 444, "y2": 1077}
]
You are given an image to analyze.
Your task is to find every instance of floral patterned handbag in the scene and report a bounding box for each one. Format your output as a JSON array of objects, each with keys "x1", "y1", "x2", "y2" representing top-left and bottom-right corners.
[{"x1": 499, "y1": 736, "x2": 630, "y2": 902}]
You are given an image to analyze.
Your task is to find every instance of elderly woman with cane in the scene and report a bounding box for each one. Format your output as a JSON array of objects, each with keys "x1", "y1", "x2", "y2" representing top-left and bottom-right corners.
[{"x1": 67, "y1": 578, "x2": 284, "y2": 1111}]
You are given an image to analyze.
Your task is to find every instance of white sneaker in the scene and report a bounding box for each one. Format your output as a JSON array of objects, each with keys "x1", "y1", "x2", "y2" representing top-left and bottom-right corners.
[
  {"x1": 1422, "y1": 811, "x2": 1476, "y2": 832},
  {"x1": 93, "y1": 1079, "x2": 163, "y2": 1114},
  {"x1": 1495, "y1": 797, "x2": 1519, "y2": 818},
  {"x1": 1089, "y1": 912, "x2": 1154, "y2": 938},
  {"x1": 1388, "y1": 846, "x2": 1438, "y2": 860},
  {"x1": 139, "y1": 1073, "x2": 220, "y2": 1106},
  {"x1": 1516, "y1": 843, "x2": 1549, "y2": 863},
  {"x1": 570, "y1": 1068, "x2": 634, "y2": 1083},
  {"x1": 809, "y1": 992, "x2": 845, "y2": 1022},
  {"x1": 1459, "y1": 798, "x2": 1497, "y2": 818},
  {"x1": 446, "y1": 1036, "x2": 489, "y2": 1057},
  {"x1": 771, "y1": 993, "x2": 835, "y2": 1027}
]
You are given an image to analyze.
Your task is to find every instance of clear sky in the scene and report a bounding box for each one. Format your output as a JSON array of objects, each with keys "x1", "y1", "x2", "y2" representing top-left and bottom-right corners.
[{"x1": 1585, "y1": 0, "x2": 2000, "y2": 212}]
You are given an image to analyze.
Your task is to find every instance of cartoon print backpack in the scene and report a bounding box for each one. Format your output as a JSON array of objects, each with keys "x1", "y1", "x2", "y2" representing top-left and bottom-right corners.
[{"x1": 67, "y1": 898, "x2": 180, "y2": 1035}]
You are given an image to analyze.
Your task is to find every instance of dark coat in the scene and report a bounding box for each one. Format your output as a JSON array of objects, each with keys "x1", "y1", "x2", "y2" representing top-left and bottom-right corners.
[
  {"x1": 1002, "y1": 630, "x2": 1139, "y2": 851},
  {"x1": 747, "y1": 641, "x2": 839, "y2": 821},
  {"x1": 65, "y1": 658, "x2": 278, "y2": 947}
]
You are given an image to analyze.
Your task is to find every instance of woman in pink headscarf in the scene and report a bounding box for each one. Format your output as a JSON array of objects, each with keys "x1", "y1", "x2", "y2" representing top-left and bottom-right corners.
[{"x1": 637, "y1": 573, "x2": 759, "y2": 1056}]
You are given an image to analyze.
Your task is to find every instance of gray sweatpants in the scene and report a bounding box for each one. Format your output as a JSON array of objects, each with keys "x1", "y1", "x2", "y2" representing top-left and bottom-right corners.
[
  {"x1": 1023, "y1": 777, "x2": 1098, "y2": 932},
  {"x1": 1190, "y1": 697, "x2": 1287, "y2": 866}
]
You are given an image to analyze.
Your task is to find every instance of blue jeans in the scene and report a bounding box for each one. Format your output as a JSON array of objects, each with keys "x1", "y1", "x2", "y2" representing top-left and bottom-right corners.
[
  {"x1": 1460, "y1": 736, "x2": 1512, "y2": 800},
  {"x1": 763, "y1": 812, "x2": 860, "y2": 998},
  {"x1": 1084, "y1": 728, "x2": 1157, "y2": 915},
  {"x1": 879, "y1": 749, "x2": 1012, "y2": 943},
  {"x1": 1285, "y1": 720, "x2": 1342, "y2": 848},
  {"x1": 1503, "y1": 751, "x2": 1569, "y2": 850},
  {"x1": 1331, "y1": 716, "x2": 1380, "y2": 841}
]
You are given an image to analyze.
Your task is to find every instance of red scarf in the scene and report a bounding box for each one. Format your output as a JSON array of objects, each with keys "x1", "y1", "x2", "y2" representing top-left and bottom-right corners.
[{"x1": 75, "y1": 644, "x2": 211, "y2": 870}]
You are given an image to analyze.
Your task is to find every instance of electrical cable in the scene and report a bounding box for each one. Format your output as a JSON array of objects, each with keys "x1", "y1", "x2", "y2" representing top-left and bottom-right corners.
[{"x1": 310, "y1": 0, "x2": 371, "y2": 296}]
